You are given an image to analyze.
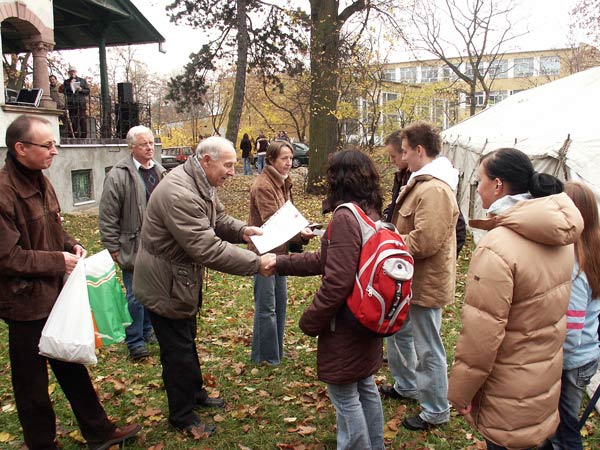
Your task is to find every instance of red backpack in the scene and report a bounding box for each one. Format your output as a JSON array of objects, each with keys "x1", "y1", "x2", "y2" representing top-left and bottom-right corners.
[{"x1": 329, "y1": 203, "x2": 414, "y2": 337}]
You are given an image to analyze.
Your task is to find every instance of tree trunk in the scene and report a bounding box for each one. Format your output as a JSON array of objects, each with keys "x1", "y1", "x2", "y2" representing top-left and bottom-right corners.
[
  {"x1": 307, "y1": 0, "x2": 342, "y2": 193},
  {"x1": 469, "y1": 82, "x2": 477, "y2": 116},
  {"x1": 225, "y1": 0, "x2": 249, "y2": 146}
]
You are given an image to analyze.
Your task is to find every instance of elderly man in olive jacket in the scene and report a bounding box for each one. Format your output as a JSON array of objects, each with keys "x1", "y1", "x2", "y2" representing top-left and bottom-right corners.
[
  {"x1": 99, "y1": 125, "x2": 167, "y2": 360},
  {"x1": 134, "y1": 136, "x2": 274, "y2": 436}
]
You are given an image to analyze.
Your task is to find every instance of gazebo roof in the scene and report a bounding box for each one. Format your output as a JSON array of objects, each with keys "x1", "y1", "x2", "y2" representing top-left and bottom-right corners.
[{"x1": 2, "y1": 0, "x2": 165, "y2": 53}]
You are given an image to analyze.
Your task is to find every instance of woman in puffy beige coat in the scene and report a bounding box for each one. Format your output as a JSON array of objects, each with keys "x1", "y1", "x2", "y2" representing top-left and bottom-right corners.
[{"x1": 448, "y1": 148, "x2": 583, "y2": 450}]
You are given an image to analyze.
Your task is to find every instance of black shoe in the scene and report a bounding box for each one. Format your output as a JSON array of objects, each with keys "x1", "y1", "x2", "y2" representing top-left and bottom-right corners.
[
  {"x1": 380, "y1": 384, "x2": 417, "y2": 402},
  {"x1": 402, "y1": 415, "x2": 442, "y2": 431},
  {"x1": 129, "y1": 346, "x2": 149, "y2": 360},
  {"x1": 88, "y1": 424, "x2": 141, "y2": 450},
  {"x1": 196, "y1": 397, "x2": 225, "y2": 408},
  {"x1": 180, "y1": 421, "x2": 216, "y2": 438}
]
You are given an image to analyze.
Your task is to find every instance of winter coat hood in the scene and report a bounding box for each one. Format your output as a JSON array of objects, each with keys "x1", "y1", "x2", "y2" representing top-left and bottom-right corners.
[
  {"x1": 470, "y1": 192, "x2": 583, "y2": 247},
  {"x1": 408, "y1": 156, "x2": 459, "y2": 191}
]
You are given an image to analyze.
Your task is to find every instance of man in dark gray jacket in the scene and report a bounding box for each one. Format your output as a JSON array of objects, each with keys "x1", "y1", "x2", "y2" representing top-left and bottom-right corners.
[
  {"x1": 134, "y1": 136, "x2": 274, "y2": 437},
  {"x1": 99, "y1": 125, "x2": 167, "y2": 360}
]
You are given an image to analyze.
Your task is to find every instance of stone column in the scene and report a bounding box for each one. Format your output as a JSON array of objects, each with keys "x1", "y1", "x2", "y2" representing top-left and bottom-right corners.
[{"x1": 26, "y1": 39, "x2": 55, "y2": 109}]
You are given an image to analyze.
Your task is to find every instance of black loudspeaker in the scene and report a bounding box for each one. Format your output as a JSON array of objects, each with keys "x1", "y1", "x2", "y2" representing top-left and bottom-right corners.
[
  {"x1": 117, "y1": 82, "x2": 133, "y2": 103},
  {"x1": 115, "y1": 103, "x2": 139, "y2": 138}
]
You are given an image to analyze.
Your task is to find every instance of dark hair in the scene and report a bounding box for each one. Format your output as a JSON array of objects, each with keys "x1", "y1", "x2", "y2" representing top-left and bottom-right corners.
[
  {"x1": 564, "y1": 181, "x2": 600, "y2": 298},
  {"x1": 241, "y1": 133, "x2": 250, "y2": 144},
  {"x1": 325, "y1": 150, "x2": 383, "y2": 214},
  {"x1": 266, "y1": 140, "x2": 293, "y2": 165},
  {"x1": 6, "y1": 115, "x2": 50, "y2": 155},
  {"x1": 481, "y1": 148, "x2": 563, "y2": 197},
  {"x1": 384, "y1": 130, "x2": 402, "y2": 153},
  {"x1": 400, "y1": 121, "x2": 441, "y2": 157}
]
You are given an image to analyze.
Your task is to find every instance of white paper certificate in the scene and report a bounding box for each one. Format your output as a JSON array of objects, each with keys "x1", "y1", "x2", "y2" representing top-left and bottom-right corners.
[{"x1": 250, "y1": 201, "x2": 309, "y2": 254}]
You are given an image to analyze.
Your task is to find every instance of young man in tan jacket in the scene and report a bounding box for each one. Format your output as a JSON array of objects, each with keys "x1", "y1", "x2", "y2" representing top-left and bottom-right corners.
[{"x1": 380, "y1": 121, "x2": 459, "y2": 431}]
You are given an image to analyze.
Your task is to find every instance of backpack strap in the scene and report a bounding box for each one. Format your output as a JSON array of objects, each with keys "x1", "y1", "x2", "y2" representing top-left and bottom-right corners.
[{"x1": 328, "y1": 202, "x2": 377, "y2": 245}]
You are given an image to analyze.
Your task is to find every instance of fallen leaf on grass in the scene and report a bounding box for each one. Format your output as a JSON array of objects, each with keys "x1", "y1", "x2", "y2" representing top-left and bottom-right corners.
[
  {"x1": 147, "y1": 443, "x2": 165, "y2": 450},
  {"x1": 283, "y1": 417, "x2": 297, "y2": 423},
  {"x1": 1, "y1": 403, "x2": 15, "y2": 413},
  {"x1": 214, "y1": 414, "x2": 225, "y2": 422},
  {"x1": 68, "y1": 430, "x2": 85, "y2": 443},
  {"x1": 141, "y1": 406, "x2": 162, "y2": 417},
  {"x1": 277, "y1": 443, "x2": 308, "y2": 449},
  {"x1": 0, "y1": 431, "x2": 14, "y2": 442},
  {"x1": 287, "y1": 425, "x2": 316, "y2": 436}
]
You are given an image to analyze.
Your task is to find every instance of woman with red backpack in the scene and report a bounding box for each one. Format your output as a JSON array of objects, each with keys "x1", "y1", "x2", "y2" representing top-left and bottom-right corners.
[{"x1": 275, "y1": 150, "x2": 386, "y2": 450}]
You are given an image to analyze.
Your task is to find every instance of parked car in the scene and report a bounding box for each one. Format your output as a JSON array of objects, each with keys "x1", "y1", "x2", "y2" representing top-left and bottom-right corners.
[
  {"x1": 291, "y1": 142, "x2": 309, "y2": 168},
  {"x1": 162, "y1": 146, "x2": 194, "y2": 164},
  {"x1": 256, "y1": 142, "x2": 309, "y2": 169},
  {"x1": 160, "y1": 150, "x2": 179, "y2": 170}
]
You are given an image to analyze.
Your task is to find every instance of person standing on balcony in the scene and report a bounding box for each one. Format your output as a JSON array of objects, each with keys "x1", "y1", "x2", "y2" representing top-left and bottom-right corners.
[
  {"x1": 49, "y1": 75, "x2": 67, "y2": 137},
  {"x1": 63, "y1": 65, "x2": 89, "y2": 138},
  {"x1": 99, "y1": 125, "x2": 167, "y2": 360}
]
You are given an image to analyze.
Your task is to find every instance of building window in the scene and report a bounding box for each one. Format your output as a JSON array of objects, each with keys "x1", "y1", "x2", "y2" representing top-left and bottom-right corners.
[
  {"x1": 540, "y1": 56, "x2": 560, "y2": 76},
  {"x1": 398, "y1": 67, "x2": 417, "y2": 83},
  {"x1": 382, "y1": 92, "x2": 398, "y2": 103},
  {"x1": 421, "y1": 66, "x2": 439, "y2": 82},
  {"x1": 441, "y1": 65, "x2": 458, "y2": 81},
  {"x1": 514, "y1": 57, "x2": 534, "y2": 77},
  {"x1": 72, "y1": 170, "x2": 93, "y2": 204},
  {"x1": 488, "y1": 60, "x2": 508, "y2": 79},
  {"x1": 488, "y1": 90, "x2": 509, "y2": 104},
  {"x1": 382, "y1": 69, "x2": 396, "y2": 81},
  {"x1": 465, "y1": 62, "x2": 486, "y2": 79}
]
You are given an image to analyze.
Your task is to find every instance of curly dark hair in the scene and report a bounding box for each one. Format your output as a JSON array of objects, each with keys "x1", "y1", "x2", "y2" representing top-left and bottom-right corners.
[{"x1": 325, "y1": 150, "x2": 383, "y2": 214}]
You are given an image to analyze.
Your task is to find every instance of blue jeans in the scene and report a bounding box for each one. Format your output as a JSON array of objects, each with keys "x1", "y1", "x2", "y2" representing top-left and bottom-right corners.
[
  {"x1": 385, "y1": 304, "x2": 450, "y2": 424},
  {"x1": 243, "y1": 157, "x2": 253, "y2": 175},
  {"x1": 256, "y1": 154, "x2": 265, "y2": 174},
  {"x1": 122, "y1": 269, "x2": 153, "y2": 351},
  {"x1": 251, "y1": 274, "x2": 287, "y2": 365},
  {"x1": 550, "y1": 359, "x2": 599, "y2": 450},
  {"x1": 327, "y1": 376, "x2": 385, "y2": 450}
]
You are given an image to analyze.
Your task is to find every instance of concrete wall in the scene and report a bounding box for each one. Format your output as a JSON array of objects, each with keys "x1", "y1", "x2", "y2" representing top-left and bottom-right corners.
[{"x1": 0, "y1": 142, "x2": 163, "y2": 214}]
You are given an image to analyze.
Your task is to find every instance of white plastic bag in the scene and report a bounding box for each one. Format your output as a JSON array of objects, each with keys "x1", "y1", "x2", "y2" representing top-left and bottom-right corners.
[{"x1": 39, "y1": 258, "x2": 97, "y2": 364}]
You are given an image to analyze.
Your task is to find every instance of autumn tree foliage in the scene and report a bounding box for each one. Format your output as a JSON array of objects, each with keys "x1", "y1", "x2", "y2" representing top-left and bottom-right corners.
[{"x1": 164, "y1": 0, "x2": 308, "y2": 146}]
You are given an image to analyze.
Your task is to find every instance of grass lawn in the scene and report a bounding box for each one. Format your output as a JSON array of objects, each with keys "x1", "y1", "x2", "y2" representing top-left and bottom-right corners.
[{"x1": 0, "y1": 163, "x2": 598, "y2": 449}]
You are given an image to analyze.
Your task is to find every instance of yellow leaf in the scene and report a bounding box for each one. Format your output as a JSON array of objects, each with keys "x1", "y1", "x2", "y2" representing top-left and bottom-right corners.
[
  {"x1": 0, "y1": 432, "x2": 14, "y2": 442},
  {"x1": 69, "y1": 430, "x2": 85, "y2": 443}
]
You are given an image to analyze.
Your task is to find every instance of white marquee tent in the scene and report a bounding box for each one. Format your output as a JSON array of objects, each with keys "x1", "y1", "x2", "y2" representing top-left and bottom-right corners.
[
  {"x1": 442, "y1": 66, "x2": 600, "y2": 240},
  {"x1": 442, "y1": 66, "x2": 600, "y2": 402}
]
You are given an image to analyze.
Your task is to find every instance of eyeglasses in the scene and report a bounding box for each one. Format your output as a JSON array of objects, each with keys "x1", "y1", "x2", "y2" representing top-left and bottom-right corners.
[{"x1": 21, "y1": 141, "x2": 57, "y2": 150}]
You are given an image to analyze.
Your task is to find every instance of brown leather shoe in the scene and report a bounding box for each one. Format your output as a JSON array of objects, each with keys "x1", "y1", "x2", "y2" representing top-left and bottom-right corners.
[{"x1": 88, "y1": 424, "x2": 141, "y2": 450}]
